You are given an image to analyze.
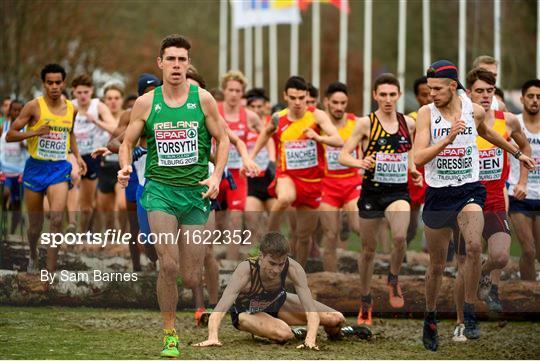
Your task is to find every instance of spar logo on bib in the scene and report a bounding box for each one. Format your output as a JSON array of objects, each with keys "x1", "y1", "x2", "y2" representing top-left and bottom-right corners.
[
  {"x1": 156, "y1": 127, "x2": 198, "y2": 166},
  {"x1": 479, "y1": 148, "x2": 504, "y2": 181}
]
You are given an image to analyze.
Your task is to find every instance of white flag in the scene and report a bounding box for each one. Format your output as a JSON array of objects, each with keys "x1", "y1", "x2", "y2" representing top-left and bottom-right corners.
[{"x1": 231, "y1": 0, "x2": 301, "y2": 29}]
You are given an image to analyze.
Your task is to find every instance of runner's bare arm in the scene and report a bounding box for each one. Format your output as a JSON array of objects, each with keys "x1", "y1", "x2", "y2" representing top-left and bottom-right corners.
[
  {"x1": 287, "y1": 259, "x2": 320, "y2": 349},
  {"x1": 310, "y1": 109, "x2": 343, "y2": 147},
  {"x1": 413, "y1": 105, "x2": 456, "y2": 167},
  {"x1": 118, "y1": 93, "x2": 151, "y2": 187},
  {"x1": 405, "y1": 116, "x2": 422, "y2": 185},
  {"x1": 201, "y1": 90, "x2": 229, "y2": 198},
  {"x1": 107, "y1": 110, "x2": 131, "y2": 154},
  {"x1": 507, "y1": 112, "x2": 532, "y2": 199},
  {"x1": 194, "y1": 261, "x2": 251, "y2": 347},
  {"x1": 94, "y1": 101, "x2": 119, "y2": 134},
  {"x1": 246, "y1": 108, "x2": 264, "y2": 133},
  {"x1": 249, "y1": 112, "x2": 277, "y2": 161},
  {"x1": 338, "y1": 116, "x2": 374, "y2": 170},
  {"x1": 5, "y1": 100, "x2": 43, "y2": 142},
  {"x1": 476, "y1": 104, "x2": 535, "y2": 170},
  {"x1": 69, "y1": 117, "x2": 87, "y2": 176}
]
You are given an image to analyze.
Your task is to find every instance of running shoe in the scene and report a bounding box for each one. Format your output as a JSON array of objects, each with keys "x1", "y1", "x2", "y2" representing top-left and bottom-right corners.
[
  {"x1": 387, "y1": 280, "x2": 405, "y2": 308},
  {"x1": 477, "y1": 272, "x2": 492, "y2": 301},
  {"x1": 485, "y1": 288, "x2": 503, "y2": 313},
  {"x1": 463, "y1": 304, "x2": 480, "y2": 340},
  {"x1": 340, "y1": 325, "x2": 372, "y2": 340},
  {"x1": 422, "y1": 313, "x2": 438, "y2": 351},
  {"x1": 357, "y1": 301, "x2": 373, "y2": 326},
  {"x1": 291, "y1": 327, "x2": 307, "y2": 340},
  {"x1": 452, "y1": 323, "x2": 467, "y2": 342},
  {"x1": 195, "y1": 307, "x2": 212, "y2": 327},
  {"x1": 160, "y1": 333, "x2": 180, "y2": 358}
]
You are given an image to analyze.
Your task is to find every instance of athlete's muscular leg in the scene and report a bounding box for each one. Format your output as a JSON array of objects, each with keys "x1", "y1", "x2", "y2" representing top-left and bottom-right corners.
[
  {"x1": 79, "y1": 178, "x2": 97, "y2": 232},
  {"x1": 509, "y1": 213, "x2": 536, "y2": 280},
  {"x1": 343, "y1": 199, "x2": 360, "y2": 234},
  {"x1": 385, "y1": 200, "x2": 410, "y2": 276},
  {"x1": 180, "y1": 224, "x2": 208, "y2": 309},
  {"x1": 456, "y1": 203, "x2": 484, "y2": 304},
  {"x1": 226, "y1": 210, "x2": 243, "y2": 260},
  {"x1": 148, "y1": 211, "x2": 180, "y2": 329},
  {"x1": 96, "y1": 191, "x2": 115, "y2": 230},
  {"x1": 278, "y1": 293, "x2": 345, "y2": 336},
  {"x1": 319, "y1": 202, "x2": 340, "y2": 272},
  {"x1": 534, "y1": 216, "x2": 540, "y2": 264},
  {"x1": 269, "y1": 177, "x2": 296, "y2": 231},
  {"x1": 407, "y1": 204, "x2": 422, "y2": 245},
  {"x1": 237, "y1": 312, "x2": 294, "y2": 343},
  {"x1": 67, "y1": 154, "x2": 80, "y2": 228},
  {"x1": 245, "y1": 196, "x2": 265, "y2": 247},
  {"x1": 288, "y1": 209, "x2": 297, "y2": 257},
  {"x1": 204, "y1": 212, "x2": 219, "y2": 305},
  {"x1": 45, "y1": 182, "x2": 69, "y2": 272},
  {"x1": 358, "y1": 217, "x2": 383, "y2": 296},
  {"x1": 483, "y1": 232, "x2": 510, "y2": 275},
  {"x1": 25, "y1": 189, "x2": 45, "y2": 262},
  {"x1": 424, "y1": 226, "x2": 452, "y2": 311},
  {"x1": 295, "y1": 205, "x2": 319, "y2": 268},
  {"x1": 454, "y1": 254, "x2": 466, "y2": 324}
]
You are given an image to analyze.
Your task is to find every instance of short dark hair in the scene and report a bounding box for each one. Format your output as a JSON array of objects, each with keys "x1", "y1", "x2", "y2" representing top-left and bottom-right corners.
[
  {"x1": 8, "y1": 99, "x2": 23, "y2": 114},
  {"x1": 160, "y1": 34, "x2": 191, "y2": 58},
  {"x1": 413, "y1": 76, "x2": 428, "y2": 96},
  {"x1": 307, "y1": 82, "x2": 318, "y2": 98},
  {"x1": 466, "y1": 67, "x2": 496, "y2": 89},
  {"x1": 521, "y1": 79, "x2": 540, "y2": 96},
  {"x1": 186, "y1": 65, "x2": 206, "y2": 89},
  {"x1": 325, "y1": 81, "x2": 348, "y2": 97},
  {"x1": 209, "y1": 88, "x2": 224, "y2": 101},
  {"x1": 373, "y1": 73, "x2": 400, "y2": 93},
  {"x1": 41, "y1": 64, "x2": 66, "y2": 82},
  {"x1": 495, "y1": 87, "x2": 505, "y2": 101},
  {"x1": 284, "y1": 76, "x2": 308, "y2": 92},
  {"x1": 259, "y1": 232, "x2": 290, "y2": 257},
  {"x1": 246, "y1": 87, "x2": 269, "y2": 105},
  {"x1": 71, "y1": 74, "x2": 93, "y2": 88}
]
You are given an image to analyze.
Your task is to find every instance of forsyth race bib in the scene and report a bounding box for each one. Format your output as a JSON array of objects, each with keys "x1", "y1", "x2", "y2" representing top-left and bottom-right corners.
[
  {"x1": 373, "y1": 152, "x2": 408, "y2": 184},
  {"x1": 326, "y1": 146, "x2": 354, "y2": 171},
  {"x1": 156, "y1": 128, "x2": 198, "y2": 166},
  {"x1": 284, "y1": 140, "x2": 317, "y2": 170}
]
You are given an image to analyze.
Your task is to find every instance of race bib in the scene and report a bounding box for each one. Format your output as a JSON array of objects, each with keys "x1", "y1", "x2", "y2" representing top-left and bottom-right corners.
[
  {"x1": 76, "y1": 132, "x2": 94, "y2": 155},
  {"x1": 227, "y1": 146, "x2": 242, "y2": 169},
  {"x1": 433, "y1": 146, "x2": 475, "y2": 182},
  {"x1": 326, "y1": 146, "x2": 355, "y2": 171},
  {"x1": 254, "y1": 147, "x2": 270, "y2": 170},
  {"x1": 37, "y1": 131, "x2": 68, "y2": 160},
  {"x1": 373, "y1": 152, "x2": 408, "y2": 183},
  {"x1": 156, "y1": 128, "x2": 198, "y2": 167},
  {"x1": 284, "y1": 140, "x2": 318, "y2": 170},
  {"x1": 479, "y1": 148, "x2": 504, "y2": 181},
  {"x1": 529, "y1": 155, "x2": 540, "y2": 184},
  {"x1": 3, "y1": 144, "x2": 25, "y2": 164}
]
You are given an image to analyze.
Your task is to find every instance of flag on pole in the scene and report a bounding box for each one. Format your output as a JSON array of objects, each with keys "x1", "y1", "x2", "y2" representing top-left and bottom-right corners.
[
  {"x1": 230, "y1": 0, "x2": 301, "y2": 29},
  {"x1": 298, "y1": 0, "x2": 350, "y2": 14}
]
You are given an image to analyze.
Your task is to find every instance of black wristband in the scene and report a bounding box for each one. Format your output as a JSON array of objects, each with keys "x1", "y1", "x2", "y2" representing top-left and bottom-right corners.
[{"x1": 513, "y1": 150, "x2": 522, "y2": 159}]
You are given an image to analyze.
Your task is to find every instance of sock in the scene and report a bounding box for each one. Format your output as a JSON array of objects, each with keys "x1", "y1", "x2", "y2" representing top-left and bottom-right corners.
[
  {"x1": 361, "y1": 294, "x2": 372, "y2": 304},
  {"x1": 463, "y1": 302, "x2": 474, "y2": 314},
  {"x1": 490, "y1": 284, "x2": 499, "y2": 295},
  {"x1": 163, "y1": 328, "x2": 177, "y2": 336},
  {"x1": 425, "y1": 310, "x2": 437, "y2": 322},
  {"x1": 388, "y1": 273, "x2": 398, "y2": 285},
  {"x1": 207, "y1": 303, "x2": 217, "y2": 309}
]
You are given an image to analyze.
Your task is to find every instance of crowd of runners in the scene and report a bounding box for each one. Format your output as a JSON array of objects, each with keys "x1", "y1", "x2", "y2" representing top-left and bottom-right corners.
[{"x1": 1, "y1": 34, "x2": 540, "y2": 355}]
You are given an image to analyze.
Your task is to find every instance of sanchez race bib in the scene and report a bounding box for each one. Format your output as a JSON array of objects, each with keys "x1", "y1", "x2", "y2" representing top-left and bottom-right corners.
[{"x1": 284, "y1": 140, "x2": 318, "y2": 170}]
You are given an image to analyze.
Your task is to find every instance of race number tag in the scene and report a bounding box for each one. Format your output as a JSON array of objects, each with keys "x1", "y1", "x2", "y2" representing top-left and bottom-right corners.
[
  {"x1": 37, "y1": 131, "x2": 68, "y2": 160},
  {"x1": 326, "y1": 146, "x2": 355, "y2": 171},
  {"x1": 75, "y1": 132, "x2": 94, "y2": 155},
  {"x1": 284, "y1": 140, "x2": 317, "y2": 170},
  {"x1": 479, "y1": 148, "x2": 504, "y2": 181},
  {"x1": 433, "y1": 146, "x2": 474, "y2": 182},
  {"x1": 529, "y1": 156, "x2": 540, "y2": 184},
  {"x1": 227, "y1": 146, "x2": 242, "y2": 169},
  {"x1": 373, "y1": 152, "x2": 408, "y2": 183},
  {"x1": 254, "y1": 147, "x2": 270, "y2": 170},
  {"x1": 156, "y1": 128, "x2": 198, "y2": 166}
]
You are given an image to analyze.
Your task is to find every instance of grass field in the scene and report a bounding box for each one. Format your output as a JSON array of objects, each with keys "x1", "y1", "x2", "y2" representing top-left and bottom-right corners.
[{"x1": 1, "y1": 306, "x2": 539, "y2": 359}]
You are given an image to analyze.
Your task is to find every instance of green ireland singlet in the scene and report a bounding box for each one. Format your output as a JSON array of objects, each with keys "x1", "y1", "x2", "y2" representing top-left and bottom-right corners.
[{"x1": 144, "y1": 84, "x2": 210, "y2": 186}]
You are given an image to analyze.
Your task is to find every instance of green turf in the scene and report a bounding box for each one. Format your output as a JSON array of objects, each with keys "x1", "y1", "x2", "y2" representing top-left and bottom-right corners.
[{"x1": 1, "y1": 306, "x2": 539, "y2": 359}]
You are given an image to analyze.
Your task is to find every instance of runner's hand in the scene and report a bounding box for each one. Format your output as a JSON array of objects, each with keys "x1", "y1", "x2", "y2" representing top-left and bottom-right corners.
[
  {"x1": 446, "y1": 120, "x2": 466, "y2": 144},
  {"x1": 193, "y1": 339, "x2": 222, "y2": 347},
  {"x1": 77, "y1": 156, "x2": 87, "y2": 177},
  {"x1": 303, "y1": 128, "x2": 320, "y2": 141},
  {"x1": 514, "y1": 182, "x2": 527, "y2": 200},
  {"x1": 296, "y1": 342, "x2": 319, "y2": 350},
  {"x1": 200, "y1": 174, "x2": 220, "y2": 199},
  {"x1": 91, "y1": 147, "x2": 111, "y2": 159},
  {"x1": 357, "y1": 154, "x2": 375, "y2": 170},
  {"x1": 410, "y1": 168, "x2": 423, "y2": 187},
  {"x1": 117, "y1": 165, "x2": 132, "y2": 188},
  {"x1": 240, "y1": 158, "x2": 261, "y2": 177},
  {"x1": 35, "y1": 124, "x2": 50, "y2": 136},
  {"x1": 519, "y1": 154, "x2": 536, "y2": 171}
]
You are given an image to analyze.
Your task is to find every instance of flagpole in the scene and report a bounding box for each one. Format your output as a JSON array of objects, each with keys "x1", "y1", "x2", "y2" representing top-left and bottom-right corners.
[
  {"x1": 312, "y1": 1, "x2": 320, "y2": 88},
  {"x1": 290, "y1": 23, "x2": 299, "y2": 76},
  {"x1": 219, "y1": 0, "x2": 228, "y2": 81},
  {"x1": 458, "y1": 0, "x2": 467, "y2": 85},
  {"x1": 255, "y1": 26, "x2": 264, "y2": 88},
  {"x1": 269, "y1": 24, "x2": 278, "y2": 105},
  {"x1": 397, "y1": 0, "x2": 407, "y2": 113},
  {"x1": 244, "y1": 26, "x2": 253, "y2": 88},
  {"x1": 422, "y1": 0, "x2": 431, "y2": 71},
  {"x1": 363, "y1": 0, "x2": 373, "y2": 115},
  {"x1": 338, "y1": 1, "x2": 348, "y2": 83},
  {"x1": 494, "y1": 0, "x2": 501, "y2": 87}
]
